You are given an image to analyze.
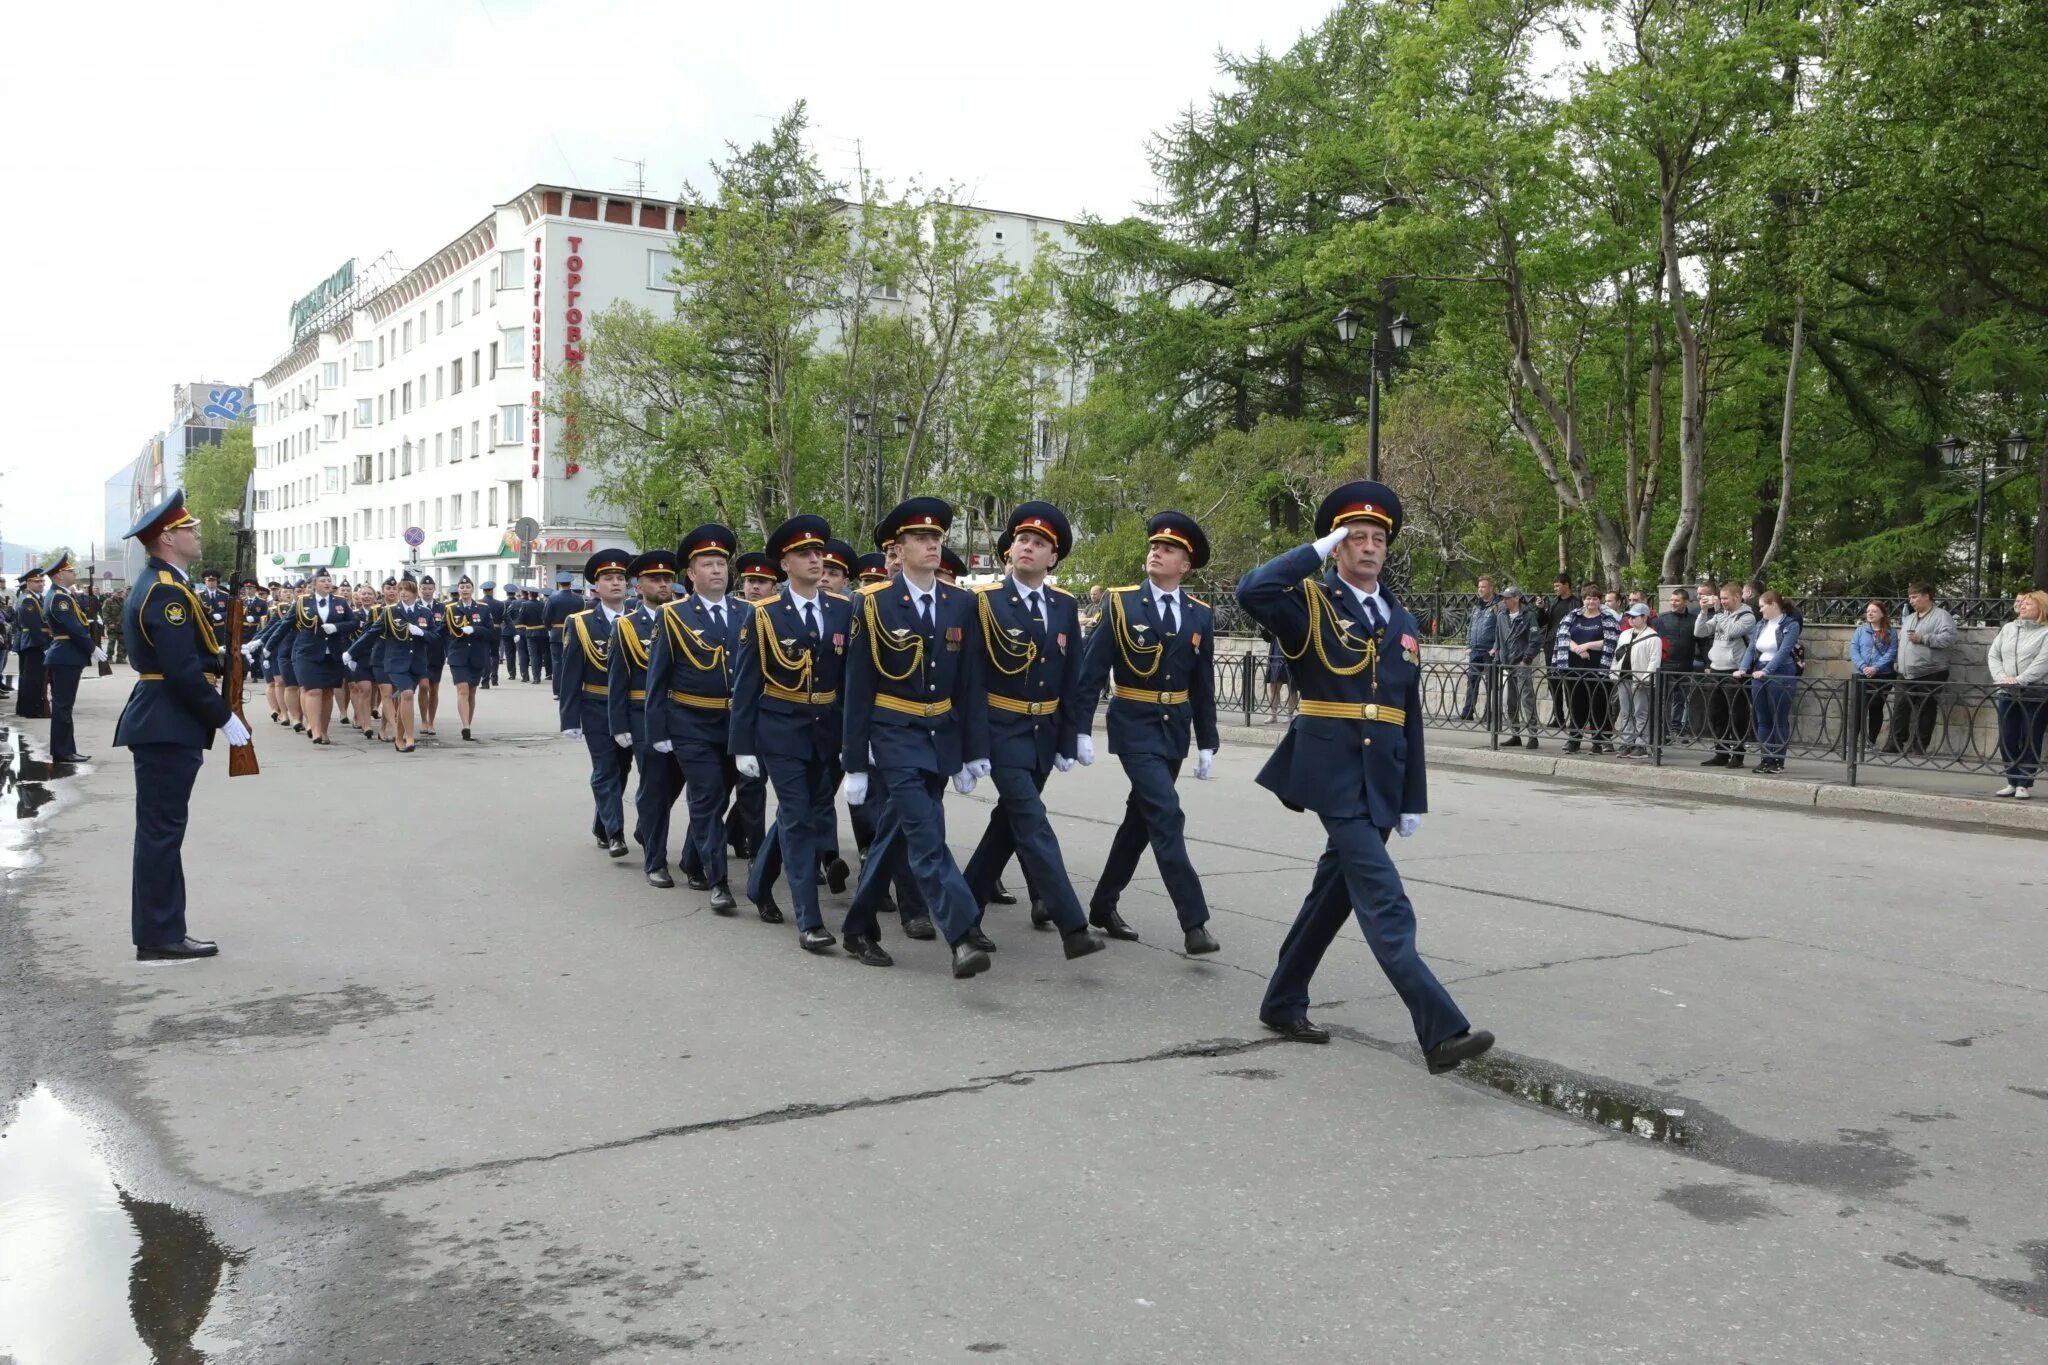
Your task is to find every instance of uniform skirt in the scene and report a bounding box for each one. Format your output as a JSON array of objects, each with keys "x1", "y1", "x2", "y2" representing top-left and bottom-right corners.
[
  {"x1": 278, "y1": 650, "x2": 299, "y2": 688},
  {"x1": 296, "y1": 647, "x2": 344, "y2": 690},
  {"x1": 383, "y1": 650, "x2": 423, "y2": 693}
]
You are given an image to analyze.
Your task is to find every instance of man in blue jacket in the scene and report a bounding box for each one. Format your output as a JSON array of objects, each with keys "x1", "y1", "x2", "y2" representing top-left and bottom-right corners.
[
  {"x1": 44, "y1": 553, "x2": 105, "y2": 761},
  {"x1": 647, "y1": 524, "x2": 744, "y2": 915},
  {"x1": 545, "y1": 570, "x2": 582, "y2": 695},
  {"x1": 557, "y1": 550, "x2": 635, "y2": 856},
  {"x1": 1236, "y1": 479, "x2": 1494, "y2": 1073}
]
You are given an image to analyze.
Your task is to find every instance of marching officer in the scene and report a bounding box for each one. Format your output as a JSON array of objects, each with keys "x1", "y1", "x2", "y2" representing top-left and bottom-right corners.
[
  {"x1": 1236, "y1": 480, "x2": 1495, "y2": 1071},
  {"x1": 839, "y1": 497, "x2": 996, "y2": 976},
  {"x1": 290, "y1": 567, "x2": 355, "y2": 746},
  {"x1": 478, "y1": 582, "x2": 503, "y2": 687},
  {"x1": 855, "y1": 553, "x2": 889, "y2": 589},
  {"x1": 44, "y1": 553, "x2": 105, "y2": 762},
  {"x1": 611, "y1": 549, "x2": 683, "y2": 887},
  {"x1": 725, "y1": 552, "x2": 781, "y2": 864},
  {"x1": 113, "y1": 488, "x2": 253, "y2": 961},
  {"x1": 13, "y1": 563, "x2": 50, "y2": 718},
  {"x1": 416, "y1": 574, "x2": 447, "y2": 737},
  {"x1": 442, "y1": 576, "x2": 493, "y2": 740},
  {"x1": 545, "y1": 570, "x2": 582, "y2": 692},
  {"x1": 647, "y1": 525, "x2": 744, "y2": 915},
  {"x1": 1071, "y1": 510, "x2": 1222, "y2": 954},
  {"x1": 557, "y1": 549, "x2": 636, "y2": 856},
  {"x1": 729, "y1": 516, "x2": 851, "y2": 951}
]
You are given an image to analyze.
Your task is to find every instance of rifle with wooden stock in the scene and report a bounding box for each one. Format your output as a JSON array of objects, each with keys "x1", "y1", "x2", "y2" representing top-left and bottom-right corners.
[{"x1": 224, "y1": 598, "x2": 260, "y2": 777}]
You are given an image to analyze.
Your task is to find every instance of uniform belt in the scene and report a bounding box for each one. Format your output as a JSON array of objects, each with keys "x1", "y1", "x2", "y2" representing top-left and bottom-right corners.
[
  {"x1": 136, "y1": 672, "x2": 164, "y2": 681},
  {"x1": 1297, "y1": 699, "x2": 1409, "y2": 725},
  {"x1": 987, "y1": 695, "x2": 1059, "y2": 716},
  {"x1": 875, "y1": 694, "x2": 954, "y2": 719},
  {"x1": 628, "y1": 689, "x2": 646, "y2": 701},
  {"x1": 668, "y1": 689, "x2": 731, "y2": 710},
  {"x1": 1112, "y1": 684, "x2": 1189, "y2": 706},
  {"x1": 582, "y1": 682, "x2": 606, "y2": 696},
  {"x1": 764, "y1": 681, "x2": 838, "y2": 706}
]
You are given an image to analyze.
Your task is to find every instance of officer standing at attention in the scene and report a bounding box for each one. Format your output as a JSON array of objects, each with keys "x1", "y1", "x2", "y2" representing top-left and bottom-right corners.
[
  {"x1": 545, "y1": 570, "x2": 582, "y2": 694},
  {"x1": 44, "y1": 553, "x2": 107, "y2": 762},
  {"x1": 558, "y1": 550, "x2": 635, "y2": 856},
  {"x1": 839, "y1": 498, "x2": 996, "y2": 977},
  {"x1": 477, "y1": 582, "x2": 503, "y2": 688},
  {"x1": 646, "y1": 525, "x2": 745, "y2": 915},
  {"x1": 114, "y1": 488, "x2": 253, "y2": 961},
  {"x1": 959, "y1": 503, "x2": 1106, "y2": 958},
  {"x1": 1236, "y1": 480, "x2": 1495, "y2": 1071},
  {"x1": 13, "y1": 563, "x2": 51, "y2": 718},
  {"x1": 196, "y1": 570, "x2": 229, "y2": 634},
  {"x1": 611, "y1": 549, "x2": 683, "y2": 887},
  {"x1": 1071, "y1": 511, "x2": 1222, "y2": 954},
  {"x1": 729, "y1": 516, "x2": 851, "y2": 951}
]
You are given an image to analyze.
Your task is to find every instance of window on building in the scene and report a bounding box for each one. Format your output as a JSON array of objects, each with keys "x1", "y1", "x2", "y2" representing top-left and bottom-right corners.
[
  {"x1": 471, "y1": 491, "x2": 480, "y2": 527},
  {"x1": 434, "y1": 432, "x2": 444, "y2": 466},
  {"x1": 435, "y1": 366, "x2": 445, "y2": 401},
  {"x1": 375, "y1": 509, "x2": 384, "y2": 538},
  {"x1": 436, "y1": 300, "x2": 445, "y2": 333},
  {"x1": 450, "y1": 426, "x2": 463, "y2": 462},
  {"x1": 322, "y1": 414, "x2": 341, "y2": 442},
  {"x1": 471, "y1": 420, "x2": 481, "y2": 459},
  {"x1": 402, "y1": 382, "x2": 412, "y2": 414},
  {"x1": 496, "y1": 405, "x2": 523, "y2": 445},
  {"x1": 498, "y1": 249, "x2": 524, "y2": 286},
  {"x1": 506, "y1": 481, "x2": 522, "y2": 522},
  {"x1": 487, "y1": 487, "x2": 499, "y2": 525},
  {"x1": 322, "y1": 361, "x2": 340, "y2": 388},
  {"x1": 471, "y1": 279, "x2": 483, "y2": 315},
  {"x1": 450, "y1": 290, "x2": 463, "y2": 327},
  {"x1": 450, "y1": 357, "x2": 463, "y2": 394},
  {"x1": 403, "y1": 320, "x2": 413, "y2": 352},
  {"x1": 355, "y1": 341, "x2": 376, "y2": 369},
  {"x1": 471, "y1": 349, "x2": 481, "y2": 385},
  {"x1": 403, "y1": 502, "x2": 413, "y2": 531},
  {"x1": 401, "y1": 444, "x2": 411, "y2": 475},
  {"x1": 434, "y1": 497, "x2": 444, "y2": 531},
  {"x1": 489, "y1": 341, "x2": 500, "y2": 377},
  {"x1": 499, "y1": 326, "x2": 522, "y2": 365},
  {"x1": 356, "y1": 398, "x2": 373, "y2": 426},
  {"x1": 648, "y1": 249, "x2": 678, "y2": 291}
]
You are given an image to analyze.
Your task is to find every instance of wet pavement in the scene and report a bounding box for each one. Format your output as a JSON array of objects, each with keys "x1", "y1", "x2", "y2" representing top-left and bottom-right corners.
[{"x1": 2, "y1": 681, "x2": 2045, "y2": 1362}]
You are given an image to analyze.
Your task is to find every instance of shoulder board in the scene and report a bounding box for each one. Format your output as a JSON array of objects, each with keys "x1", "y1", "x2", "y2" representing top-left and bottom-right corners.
[
  {"x1": 158, "y1": 570, "x2": 176, "y2": 585},
  {"x1": 1108, "y1": 584, "x2": 1142, "y2": 595},
  {"x1": 859, "y1": 581, "x2": 892, "y2": 596},
  {"x1": 971, "y1": 581, "x2": 1001, "y2": 593},
  {"x1": 1185, "y1": 594, "x2": 1210, "y2": 609},
  {"x1": 824, "y1": 589, "x2": 850, "y2": 602},
  {"x1": 1046, "y1": 585, "x2": 1074, "y2": 598}
]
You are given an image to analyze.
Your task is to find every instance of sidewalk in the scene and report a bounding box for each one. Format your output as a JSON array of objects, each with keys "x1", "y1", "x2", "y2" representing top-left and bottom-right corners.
[{"x1": 1218, "y1": 716, "x2": 2048, "y2": 836}]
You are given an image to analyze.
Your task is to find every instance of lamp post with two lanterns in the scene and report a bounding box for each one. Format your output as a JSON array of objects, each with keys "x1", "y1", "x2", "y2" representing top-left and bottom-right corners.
[
  {"x1": 1936, "y1": 428, "x2": 2031, "y2": 602},
  {"x1": 851, "y1": 409, "x2": 910, "y2": 530},
  {"x1": 1334, "y1": 305, "x2": 1416, "y2": 484}
]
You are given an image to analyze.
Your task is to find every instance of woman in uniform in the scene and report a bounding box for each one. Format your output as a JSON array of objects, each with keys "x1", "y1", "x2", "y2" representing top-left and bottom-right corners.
[{"x1": 442, "y1": 576, "x2": 493, "y2": 741}]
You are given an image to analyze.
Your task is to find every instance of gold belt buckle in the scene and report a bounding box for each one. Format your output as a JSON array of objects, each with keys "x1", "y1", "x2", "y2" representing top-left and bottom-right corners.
[
  {"x1": 1156, "y1": 690, "x2": 1172, "y2": 704},
  {"x1": 1363, "y1": 703, "x2": 1379, "y2": 721}
]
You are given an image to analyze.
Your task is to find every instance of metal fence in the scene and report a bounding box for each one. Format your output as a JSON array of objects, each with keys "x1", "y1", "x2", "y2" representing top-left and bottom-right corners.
[{"x1": 1216, "y1": 652, "x2": 2044, "y2": 788}]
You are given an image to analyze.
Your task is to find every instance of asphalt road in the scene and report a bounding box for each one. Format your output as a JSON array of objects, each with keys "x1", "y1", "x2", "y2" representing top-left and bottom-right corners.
[{"x1": 3, "y1": 676, "x2": 2046, "y2": 1363}]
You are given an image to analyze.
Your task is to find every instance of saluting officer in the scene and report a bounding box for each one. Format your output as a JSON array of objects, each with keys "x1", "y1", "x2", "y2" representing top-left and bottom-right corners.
[
  {"x1": 113, "y1": 488, "x2": 253, "y2": 961},
  {"x1": 840, "y1": 497, "x2": 996, "y2": 976},
  {"x1": 729, "y1": 516, "x2": 851, "y2": 951},
  {"x1": 647, "y1": 525, "x2": 745, "y2": 915},
  {"x1": 13, "y1": 563, "x2": 50, "y2": 718},
  {"x1": 1071, "y1": 510, "x2": 1222, "y2": 954},
  {"x1": 558, "y1": 549, "x2": 636, "y2": 856},
  {"x1": 1237, "y1": 481, "x2": 1495, "y2": 1072},
  {"x1": 611, "y1": 549, "x2": 683, "y2": 887},
  {"x1": 44, "y1": 554, "x2": 105, "y2": 762},
  {"x1": 443, "y1": 576, "x2": 493, "y2": 741}
]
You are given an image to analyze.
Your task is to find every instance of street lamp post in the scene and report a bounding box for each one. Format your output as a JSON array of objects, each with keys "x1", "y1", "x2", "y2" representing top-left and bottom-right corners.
[
  {"x1": 1939, "y1": 430, "x2": 2030, "y2": 602},
  {"x1": 852, "y1": 410, "x2": 911, "y2": 529},
  {"x1": 1335, "y1": 304, "x2": 1416, "y2": 483}
]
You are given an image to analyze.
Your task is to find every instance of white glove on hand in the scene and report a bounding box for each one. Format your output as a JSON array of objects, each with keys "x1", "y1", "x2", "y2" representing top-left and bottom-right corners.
[
  {"x1": 843, "y1": 772, "x2": 869, "y2": 806},
  {"x1": 951, "y1": 767, "x2": 977, "y2": 796},
  {"x1": 1195, "y1": 748, "x2": 1216, "y2": 780},
  {"x1": 562, "y1": 727, "x2": 583, "y2": 740},
  {"x1": 462, "y1": 626, "x2": 475, "y2": 636},
  {"x1": 1314, "y1": 526, "x2": 1350, "y2": 558},
  {"x1": 408, "y1": 624, "x2": 426, "y2": 637},
  {"x1": 1053, "y1": 754, "x2": 1075, "y2": 773},
  {"x1": 92, "y1": 646, "x2": 108, "y2": 665},
  {"x1": 322, "y1": 622, "x2": 338, "y2": 635},
  {"x1": 1397, "y1": 813, "x2": 1423, "y2": 838},
  {"x1": 241, "y1": 643, "x2": 258, "y2": 659},
  {"x1": 966, "y1": 759, "x2": 992, "y2": 779},
  {"x1": 341, "y1": 652, "x2": 354, "y2": 669},
  {"x1": 653, "y1": 739, "x2": 673, "y2": 754},
  {"x1": 222, "y1": 715, "x2": 252, "y2": 747},
  {"x1": 613, "y1": 732, "x2": 633, "y2": 749},
  {"x1": 735, "y1": 754, "x2": 760, "y2": 780},
  {"x1": 1075, "y1": 735, "x2": 1096, "y2": 766}
]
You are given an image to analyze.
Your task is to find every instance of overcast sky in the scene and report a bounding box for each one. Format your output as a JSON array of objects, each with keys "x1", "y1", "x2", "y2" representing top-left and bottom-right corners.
[{"x1": 0, "y1": 0, "x2": 1345, "y2": 554}]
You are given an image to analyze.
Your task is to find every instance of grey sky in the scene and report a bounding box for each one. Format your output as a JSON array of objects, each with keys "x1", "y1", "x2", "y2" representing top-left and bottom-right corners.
[{"x1": 0, "y1": 0, "x2": 1342, "y2": 552}]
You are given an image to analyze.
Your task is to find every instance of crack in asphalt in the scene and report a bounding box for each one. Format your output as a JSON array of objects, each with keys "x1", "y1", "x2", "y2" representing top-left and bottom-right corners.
[
  {"x1": 1441, "y1": 940, "x2": 1707, "y2": 984},
  {"x1": 344, "y1": 1035, "x2": 1286, "y2": 1196},
  {"x1": 1428, "y1": 1137, "x2": 1615, "y2": 1161}
]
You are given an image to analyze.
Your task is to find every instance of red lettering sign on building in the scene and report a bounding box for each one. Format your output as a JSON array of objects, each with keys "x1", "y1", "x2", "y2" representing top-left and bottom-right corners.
[
  {"x1": 530, "y1": 233, "x2": 586, "y2": 479},
  {"x1": 538, "y1": 536, "x2": 594, "y2": 553}
]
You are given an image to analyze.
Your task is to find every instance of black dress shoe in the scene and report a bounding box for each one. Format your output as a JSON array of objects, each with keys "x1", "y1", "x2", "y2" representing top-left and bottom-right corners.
[
  {"x1": 709, "y1": 882, "x2": 738, "y2": 914},
  {"x1": 462, "y1": 728, "x2": 474, "y2": 741},
  {"x1": 989, "y1": 881, "x2": 1018, "y2": 906},
  {"x1": 54, "y1": 753, "x2": 90, "y2": 763},
  {"x1": 1700, "y1": 753, "x2": 1730, "y2": 767},
  {"x1": 646, "y1": 868, "x2": 675, "y2": 889},
  {"x1": 1062, "y1": 929, "x2": 1106, "y2": 960},
  {"x1": 1501, "y1": 736, "x2": 1522, "y2": 748},
  {"x1": 902, "y1": 916, "x2": 936, "y2": 941},
  {"x1": 1261, "y1": 1015, "x2": 1329, "y2": 1044},
  {"x1": 754, "y1": 897, "x2": 786, "y2": 924},
  {"x1": 607, "y1": 835, "x2": 629, "y2": 858},
  {"x1": 951, "y1": 941, "x2": 991, "y2": 978},
  {"x1": 843, "y1": 934, "x2": 894, "y2": 967},
  {"x1": 1425, "y1": 1029, "x2": 1496, "y2": 1075},
  {"x1": 799, "y1": 927, "x2": 838, "y2": 954},
  {"x1": 1090, "y1": 908, "x2": 1140, "y2": 941},
  {"x1": 686, "y1": 873, "x2": 713, "y2": 891},
  {"x1": 825, "y1": 857, "x2": 851, "y2": 895},
  {"x1": 1525, "y1": 739, "x2": 1540, "y2": 751},
  {"x1": 962, "y1": 927, "x2": 997, "y2": 953},
  {"x1": 1029, "y1": 899, "x2": 1052, "y2": 929},
  {"x1": 137, "y1": 937, "x2": 219, "y2": 962},
  {"x1": 1728, "y1": 756, "x2": 1745, "y2": 770},
  {"x1": 1184, "y1": 925, "x2": 1220, "y2": 954}
]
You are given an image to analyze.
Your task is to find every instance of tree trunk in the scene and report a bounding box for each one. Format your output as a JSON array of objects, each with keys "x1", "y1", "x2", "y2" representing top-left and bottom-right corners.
[
  {"x1": 2035, "y1": 421, "x2": 2048, "y2": 590},
  {"x1": 1657, "y1": 173, "x2": 1705, "y2": 584},
  {"x1": 1753, "y1": 294, "x2": 1803, "y2": 582}
]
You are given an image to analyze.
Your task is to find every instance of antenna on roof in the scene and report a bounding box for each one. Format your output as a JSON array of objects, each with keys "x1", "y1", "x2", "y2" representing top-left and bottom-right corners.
[{"x1": 614, "y1": 157, "x2": 647, "y2": 197}]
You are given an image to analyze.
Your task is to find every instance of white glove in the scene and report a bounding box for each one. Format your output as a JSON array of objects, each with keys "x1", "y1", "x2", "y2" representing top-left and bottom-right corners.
[
  {"x1": 1075, "y1": 735, "x2": 1096, "y2": 766},
  {"x1": 951, "y1": 767, "x2": 977, "y2": 796},
  {"x1": 562, "y1": 727, "x2": 583, "y2": 739},
  {"x1": 408, "y1": 624, "x2": 426, "y2": 637},
  {"x1": 735, "y1": 754, "x2": 760, "y2": 779},
  {"x1": 241, "y1": 643, "x2": 258, "y2": 660},
  {"x1": 462, "y1": 626, "x2": 475, "y2": 636},
  {"x1": 341, "y1": 652, "x2": 354, "y2": 669},
  {"x1": 842, "y1": 772, "x2": 869, "y2": 806},
  {"x1": 322, "y1": 622, "x2": 338, "y2": 635},
  {"x1": 966, "y1": 758, "x2": 992, "y2": 779},
  {"x1": 92, "y1": 646, "x2": 108, "y2": 665},
  {"x1": 1195, "y1": 748, "x2": 1215, "y2": 780},
  {"x1": 653, "y1": 739, "x2": 673, "y2": 754},
  {"x1": 1314, "y1": 526, "x2": 1350, "y2": 558},
  {"x1": 613, "y1": 732, "x2": 633, "y2": 749},
  {"x1": 1397, "y1": 813, "x2": 1423, "y2": 838},
  {"x1": 222, "y1": 715, "x2": 252, "y2": 746},
  {"x1": 1053, "y1": 755, "x2": 1075, "y2": 773}
]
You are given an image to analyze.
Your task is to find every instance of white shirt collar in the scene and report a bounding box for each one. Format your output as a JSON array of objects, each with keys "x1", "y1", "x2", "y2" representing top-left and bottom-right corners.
[
  {"x1": 697, "y1": 592, "x2": 728, "y2": 611},
  {"x1": 1338, "y1": 577, "x2": 1386, "y2": 619},
  {"x1": 787, "y1": 584, "x2": 821, "y2": 612}
]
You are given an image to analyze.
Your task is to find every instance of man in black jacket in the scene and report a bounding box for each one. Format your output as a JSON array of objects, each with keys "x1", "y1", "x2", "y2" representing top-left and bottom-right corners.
[
  {"x1": 1540, "y1": 574, "x2": 1576, "y2": 728},
  {"x1": 1654, "y1": 587, "x2": 1698, "y2": 741}
]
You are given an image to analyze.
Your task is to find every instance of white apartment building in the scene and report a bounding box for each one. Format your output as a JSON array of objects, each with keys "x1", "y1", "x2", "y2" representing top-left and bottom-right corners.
[{"x1": 251, "y1": 185, "x2": 690, "y2": 588}]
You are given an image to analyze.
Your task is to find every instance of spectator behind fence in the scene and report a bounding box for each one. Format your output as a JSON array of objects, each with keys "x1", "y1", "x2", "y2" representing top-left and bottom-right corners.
[
  {"x1": 1459, "y1": 577, "x2": 1502, "y2": 721},
  {"x1": 1656, "y1": 587, "x2": 1700, "y2": 738},
  {"x1": 1989, "y1": 589, "x2": 2048, "y2": 799},
  {"x1": 1849, "y1": 600, "x2": 1899, "y2": 751},
  {"x1": 1736, "y1": 590, "x2": 1802, "y2": 774},
  {"x1": 1498, "y1": 585, "x2": 1544, "y2": 749},
  {"x1": 1558, "y1": 582, "x2": 1618, "y2": 753},
  {"x1": 1696, "y1": 581, "x2": 1757, "y2": 768},
  {"x1": 1542, "y1": 575, "x2": 1576, "y2": 729},
  {"x1": 1889, "y1": 583, "x2": 1957, "y2": 755},
  {"x1": 1260, "y1": 626, "x2": 1297, "y2": 723},
  {"x1": 1611, "y1": 603, "x2": 1662, "y2": 758}
]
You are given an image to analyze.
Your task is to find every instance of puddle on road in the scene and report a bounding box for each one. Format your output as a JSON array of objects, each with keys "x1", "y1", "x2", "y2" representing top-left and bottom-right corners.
[
  {"x1": 1459, "y1": 1051, "x2": 1698, "y2": 1145},
  {"x1": 0, "y1": 724, "x2": 79, "y2": 871},
  {"x1": 0, "y1": 1086, "x2": 241, "y2": 1364}
]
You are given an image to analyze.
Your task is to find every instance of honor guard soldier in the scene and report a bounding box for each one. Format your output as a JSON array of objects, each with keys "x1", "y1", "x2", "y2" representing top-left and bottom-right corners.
[
  {"x1": 291, "y1": 568, "x2": 356, "y2": 745},
  {"x1": 113, "y1": 489, "x2": 253, "y2": 961},
  {"x1": 855, "y1": 553, "x2": 889, "y2": 588},
  {"x1": 235, "y1": 580, "x2": 266, "y2": 680},
  {"x1": 545, "y1": 570, "x2": 582, "y2": 691},
  {"x1": 839, "y1": 497, "x2": 997, "y2": 976},
  {"x1": 443, "y1": 577, "x2": 493, "y2": 740},
  {"x1": 821, "y1": 539, "x2": 856, "y2": 596},
  {"x1": 1072, "y1": 510, "x2": 1222, "y2": 954},
  {"x1": 612, "y1": 549, "x2": 684, "y2": 887},
  {"x1": 729, "y1": 516, "x2": 851, "y2": 949},
  {"x1": 558, "y1": 549, "x2": 636, "y2": 856},
  {"x1": 724, "y1": 552, "x2": 781, "y2": 864},
  {"x1": 938, "y1": 545, "x2": 967, "y2": 586},
  {"x1": 44, "y1": 554, "x2": 105, "y2": 762},
  {"x1": 959, "y1": 504, "x2": 1106, "y2": 959},
  {"x1": 197, "y1": 570, "x2": 229, "y2": 632},
  {"x1": 13, "y1": 563, "x2": 50, "y2": 718},
  {"x1": 646, "y1": 525, "x2": 745, "y2": 915},
  {"x1": 1237, "y1": 480, "x2": 1494, "y2": 1071}
]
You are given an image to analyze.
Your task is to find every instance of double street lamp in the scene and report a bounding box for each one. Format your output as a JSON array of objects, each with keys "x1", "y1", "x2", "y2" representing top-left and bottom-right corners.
[
  {"x1": 1937, "y1": 428, "x2": 2031, "y2": 600},
  {"x1": 1334, "y1": 305, "x2": 1417, "y2": 482},
  {"x1": 852, "y1": 409, "x2": 911, "y2": 528}
]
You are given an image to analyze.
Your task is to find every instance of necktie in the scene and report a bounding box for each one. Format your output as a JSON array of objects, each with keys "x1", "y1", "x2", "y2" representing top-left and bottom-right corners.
[
  {"x1": 803, "y1": 601, "x2": 819, "y2": 639},
  {"x1": 1158, "y1": 593, "x2": 1177, "y2": 637},
  {"x1": 918, "y1": 594, "x2": 934, "y2": 631},
  {"x1": 1361, "y1": 595, "x2": 1383, "y2": 635},
  {"x1": 1027, "y1": 591, "x2": 1045, "y2": 636},
  {"x1": 710, "y1": 603, "x2": 724, "y2": 633}
]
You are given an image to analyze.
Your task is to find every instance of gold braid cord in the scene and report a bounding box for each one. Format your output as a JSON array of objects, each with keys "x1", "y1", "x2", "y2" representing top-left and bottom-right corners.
[
  {"x1": 571, "y1": 612, "x2": 609, "y2": 669},
  {"x1": 1291, "y1": 578, "x2": 1378, "y2": 679},
  {"x1": 862, "y1": 592, "x2": 924, "y2": 682},
  {"x1": 753, "y1": 600, "x2": 816, "y2": 690},
  {"x1": 661, "y1": 603, "x2": 725, "y2": 674},
  {"x1": 1109, "y1": 590, "x2": 1163, "y2": 680},
  {"x1": 617, "y1": 614, "x2": 651, "y2": 669},
  {"x1": 977, "y1": 591, "x2": 1037, "y2": 677}
]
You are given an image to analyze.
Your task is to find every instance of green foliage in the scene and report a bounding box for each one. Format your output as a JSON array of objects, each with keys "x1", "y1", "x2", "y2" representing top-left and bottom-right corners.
[{"x1": 183, "y1": 424, "x2": 256, "y2": 578}]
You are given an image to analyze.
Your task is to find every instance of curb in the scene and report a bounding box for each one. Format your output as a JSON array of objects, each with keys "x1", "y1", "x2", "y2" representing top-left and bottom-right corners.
[{"x1": 1213, "y1": 722, "x2": 2048, "y2": 837}]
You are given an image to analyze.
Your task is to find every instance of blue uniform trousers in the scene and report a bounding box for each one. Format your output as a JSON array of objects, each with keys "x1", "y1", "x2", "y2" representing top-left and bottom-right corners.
[
  {"x1": 1092, "y1": 752, "x2": 1209, "y2": 929},
  {"x1": 14, "y1": 648, "x2": 47, "y2": 717},
  {"x1": 548, "y1": 639, "x2": 564, "y2": 688},
  {"x1": 1260, "y1": 814, "x2": 1469, "y2": 1052},
  {"x1": 130, "y1": 743, "x2": 203, "y2": 947},
  {"x1": 859, "y1": 767, "x2": 976, "y2": 946},
  {"x1": 582, "y1": 726, "x2": 633, "y2": 839},
  {"x1": 730, "y1": 771, "x2": 767, "y2": 855},
  {"x1": 964, "y1": 764, "x2": 1084, "y2": 933},
  {"x1": 758, "y1": 753, "x2": 836, "y2": 931},
  {"x1": 48, "y1": 664, "x2": 83, "y2": 757},
  {"x1": 635, "y1": 745, "x2": 684, "y2": 874},
  {"x1": 675, "y1": 746, "x2": 734, "y2": 884},
  {"x1": 841, "y1": 783, "x2": 932, "y2": 937}
]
